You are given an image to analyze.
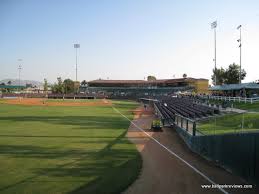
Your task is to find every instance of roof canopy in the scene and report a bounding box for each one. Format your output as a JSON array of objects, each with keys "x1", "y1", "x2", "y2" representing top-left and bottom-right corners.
[
  {"x1": 88, "y1": 77, "x2": 208, "y2": 85},
  {"x1": 0, "y1": 85, "x2": 25, "y2": 89},
  {"x1": 210, "y1": 83, "x2": 259, "y2": 91}
]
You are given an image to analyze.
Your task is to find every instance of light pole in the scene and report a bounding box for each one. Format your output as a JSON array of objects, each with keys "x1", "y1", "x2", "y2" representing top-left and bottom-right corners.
[
  {"x1": 237, "y1": 25, "x2": 242, "y2": 84},
  {"x1": 211, "y1": 21, "x2": 217, "y2": 85},
  {"x1": 74, "y1": 44, "x2": 80, "y2": 81},
  {"x1": 18, "y1": 59, "x2": 22, "y2": 88}
]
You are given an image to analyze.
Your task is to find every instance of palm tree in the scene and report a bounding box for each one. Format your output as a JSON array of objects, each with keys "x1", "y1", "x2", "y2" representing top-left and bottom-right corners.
[{"x1": 81, "y1": 80, "x2": 87, "y2": 86}]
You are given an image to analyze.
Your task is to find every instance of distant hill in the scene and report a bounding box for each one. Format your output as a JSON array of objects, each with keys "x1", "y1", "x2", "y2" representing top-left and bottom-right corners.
[{"x1": 0, "y1": 79, "x2": 43, "y2": 87}]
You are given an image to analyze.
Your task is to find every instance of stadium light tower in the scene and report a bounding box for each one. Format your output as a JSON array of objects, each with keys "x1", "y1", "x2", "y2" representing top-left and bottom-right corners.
[
  {"x1": 237, "y1": 25, "x2": 242, "y2": 84},
  {"x1": 18, "y1": 59, "x2": 22, "y2": 87},
  {"x1": 74, "y1": 43, "x2": 80, "y2": 81},
  {"x1": 211, "y1": 21, "x2": 217, "y2": 85}
]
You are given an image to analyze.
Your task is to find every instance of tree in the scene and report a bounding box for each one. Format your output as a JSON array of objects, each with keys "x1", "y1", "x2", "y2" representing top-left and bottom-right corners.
[
  {"x1": 211, "y1": 63, "x2": 246, "y2": 85},
  {"x1": 7, "y1": 81, "x2": 12, "y2": 85},
  {"x1": 74, "y1": 81, "x2": 80, "y2": 94},
  {"x1": 44, "y1": 78, "x2": 48, "y2": 92},
  {"x1": 0, "y1": 83, "x2": 5, "y2": 86},
  {"x1": 63, "y1": 79, "x2": 75, "y2": 93},
  {"x1": 81, "y1": 80, "x2": 87, "y2": 86},
  {"x1": 183, "y1": 73, "x2": 187, "y2": 78},
  {"x1": 147, "y1": 75, "x2": 156, "y2": 81},
  {"x1": 51, "y1": 77, "x2": 64, "y2": 94},
  {"x1": 57, "y1": 77, "x2": 64, "y2": 94},
  {"x1": 224, "y1": 63, "x2": 246, "y2": 84},
  {"x1": 211, "y1": 67, "x2": 225, "y2": 85}
]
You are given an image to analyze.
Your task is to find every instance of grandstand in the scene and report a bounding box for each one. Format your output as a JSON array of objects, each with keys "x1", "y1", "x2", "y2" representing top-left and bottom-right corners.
[
  {"x1": 84, "y1": 77, "x2": 209, "y2": 98},
  {"x1": 48, "y1": 94, "x2": 95, "y2": 99}
]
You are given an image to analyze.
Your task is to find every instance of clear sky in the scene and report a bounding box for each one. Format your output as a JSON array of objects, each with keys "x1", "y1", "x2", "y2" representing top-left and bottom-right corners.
[{"x1": 1, "y1": 0, "x2": 259, "y2": 83}]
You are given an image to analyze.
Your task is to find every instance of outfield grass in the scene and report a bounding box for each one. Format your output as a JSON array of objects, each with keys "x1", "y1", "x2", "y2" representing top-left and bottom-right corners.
[
  {"x1": 0, "y1": 100, "x2": 141, "y2": 194},
  {"x1": 198, "y1": 113, "x2": 259, "y2": 135},
  {"x1": 208, "y1": 99, "x2": 259, "y2": 112},
  {"x1": 232, "y1": 102, "x2": 259, "y2": 111}
]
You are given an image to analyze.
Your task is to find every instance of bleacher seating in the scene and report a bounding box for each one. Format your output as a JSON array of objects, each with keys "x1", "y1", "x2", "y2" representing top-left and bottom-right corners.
[{"x1": 155, "y1": 97, "x2": 219, "y2": 120}]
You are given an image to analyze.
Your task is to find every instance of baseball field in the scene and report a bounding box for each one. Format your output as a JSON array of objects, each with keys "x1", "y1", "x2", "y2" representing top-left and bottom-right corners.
[{"x1": 0, "y1": 99, "x2": 141, "y2": 194}]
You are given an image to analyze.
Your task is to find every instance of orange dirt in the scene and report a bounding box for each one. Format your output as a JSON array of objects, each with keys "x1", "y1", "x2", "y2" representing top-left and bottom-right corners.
[
  {"x1": 132, "y1": 106, "x2": 154, "y2": 119},
  {"x1": 2, "y1": 98, "x2": 112, "y2": 107}
]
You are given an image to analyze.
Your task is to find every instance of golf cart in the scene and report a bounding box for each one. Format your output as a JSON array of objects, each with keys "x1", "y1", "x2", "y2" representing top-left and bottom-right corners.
[{"x1": 151, "y1": 119, "x2": 162, "y2": 131}]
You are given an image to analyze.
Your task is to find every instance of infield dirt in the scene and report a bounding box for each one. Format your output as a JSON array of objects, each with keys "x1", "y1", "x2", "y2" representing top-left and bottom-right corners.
[{"x1": 2, "y1": 98, "x2": 112, "y2": 106}]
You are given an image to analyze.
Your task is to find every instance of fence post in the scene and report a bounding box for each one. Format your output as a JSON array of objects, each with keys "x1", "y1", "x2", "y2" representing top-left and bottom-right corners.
[
  {"x1": 181, "y1": 117, "x2": 183, "y2": 128},
  {"x1": 177, "y1": 116, "x2": 179, "y2": 125},
  {"x1": 251, "y1": 98, "x2": 253, "y2": 104},
  {"x1": 186, "y1": 120, "x2": 189, "y2": 131},
  {"x1": 173, "y1": 115, "x2": 175, "y2": 123},
  {"x1": 193, "y1": 122, "x2": 196, "y2": 136}
]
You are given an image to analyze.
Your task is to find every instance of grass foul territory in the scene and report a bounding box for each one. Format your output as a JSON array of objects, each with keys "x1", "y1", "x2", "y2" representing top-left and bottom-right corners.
[{"x1": 198, "y1": 113, "x2": 259, "y2": 135}]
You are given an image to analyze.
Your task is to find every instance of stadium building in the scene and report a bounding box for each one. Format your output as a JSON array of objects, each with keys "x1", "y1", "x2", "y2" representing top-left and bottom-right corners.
[{"x1": 83, "y1": 77, "x2": 209, "y2": 98}]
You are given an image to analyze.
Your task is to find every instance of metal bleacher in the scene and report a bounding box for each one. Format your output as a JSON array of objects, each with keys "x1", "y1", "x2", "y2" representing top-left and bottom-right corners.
[{"x1": 155, "y1": 97, "x2": 220, "y2": 120}]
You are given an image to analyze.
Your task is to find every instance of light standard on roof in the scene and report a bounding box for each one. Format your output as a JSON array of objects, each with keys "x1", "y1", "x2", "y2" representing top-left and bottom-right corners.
[
  {"x1": 237, "y1": 25, "x2": 242, "y2": 84},
  {"x1": 74, "y1": 44, "x2": 80, "y2": 81},
  {"x1": 211, "y1": 21, "x2": 217, "y2": 85},
  {"x1": 18, "y1": 59, "x2": 22, "y2": 88}
]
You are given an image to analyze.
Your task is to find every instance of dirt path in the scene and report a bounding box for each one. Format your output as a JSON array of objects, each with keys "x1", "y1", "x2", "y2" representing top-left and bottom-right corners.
[{"x1": 124, "y1": 107, "x2": 258, "y2": 194}]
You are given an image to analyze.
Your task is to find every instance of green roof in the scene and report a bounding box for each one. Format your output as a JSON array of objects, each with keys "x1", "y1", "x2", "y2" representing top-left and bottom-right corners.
[
  {"x1": 210, "y1": 83, "x2": 259, "y2": 91},
  {"x1": 0, "y1": 85, "x2": 26, "y2": 89}
]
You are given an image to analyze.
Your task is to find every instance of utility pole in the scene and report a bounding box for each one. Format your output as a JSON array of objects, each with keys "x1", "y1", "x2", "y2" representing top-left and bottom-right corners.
[
  {"x1": 74, "y1": 44, "x2": 80, "y2": 81},
  {"x1": 18, "y1": 59, "x2": 22, "y2": 89},
  {"x1": 211, "y1": 21, "x2": 217, "y2": 85},
  {"x1": 237, "y1": 25, "x2": 242, "y2": 84}
]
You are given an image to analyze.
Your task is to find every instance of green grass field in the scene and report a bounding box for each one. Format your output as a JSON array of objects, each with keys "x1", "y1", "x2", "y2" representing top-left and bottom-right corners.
[
  {"x1": 208, "y1": 99, "x2": 259, "y2": 112},
  {"x1": 198, "y1": 113, "x2": 259, "y2": 135},
  {"x1": 0, "y1": 100, "x2": 141, "y2": 194},
  {"x1": 232, "y1": 102, "x2": 259, "y2": 111}
]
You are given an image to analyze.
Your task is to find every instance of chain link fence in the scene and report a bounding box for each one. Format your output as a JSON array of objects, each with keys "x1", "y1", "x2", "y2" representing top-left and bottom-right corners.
[{"x1": 197, "y1": 112, "x2": 259, "y2": 135}]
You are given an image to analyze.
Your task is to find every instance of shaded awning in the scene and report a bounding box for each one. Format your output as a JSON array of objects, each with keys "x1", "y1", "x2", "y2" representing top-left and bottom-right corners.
[{"x1": 209, "y1": 83, "x2": 259, "y2": 91}]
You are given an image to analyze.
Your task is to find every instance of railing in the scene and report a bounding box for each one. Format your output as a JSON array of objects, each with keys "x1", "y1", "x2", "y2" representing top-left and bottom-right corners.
[
  {"x1": 200, "y1": 95, "x2": 259, "y2": 104},
  {"x1": 154, "y1": 103, "x2": 197, "y2": 136},
  {"x1": 174, "y1": 114, "x2": 197, "y2": 136}
]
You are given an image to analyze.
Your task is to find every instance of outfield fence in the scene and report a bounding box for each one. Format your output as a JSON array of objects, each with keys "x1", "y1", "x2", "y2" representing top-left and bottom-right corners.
[{"x1": 175, "y1": 125, "x2": 259, "y2": 185}]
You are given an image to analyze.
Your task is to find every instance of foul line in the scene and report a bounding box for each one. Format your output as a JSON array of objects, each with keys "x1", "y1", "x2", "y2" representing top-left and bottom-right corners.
[{"x1": 112, "y1": 107, "x2": 229, "y2": 194}]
